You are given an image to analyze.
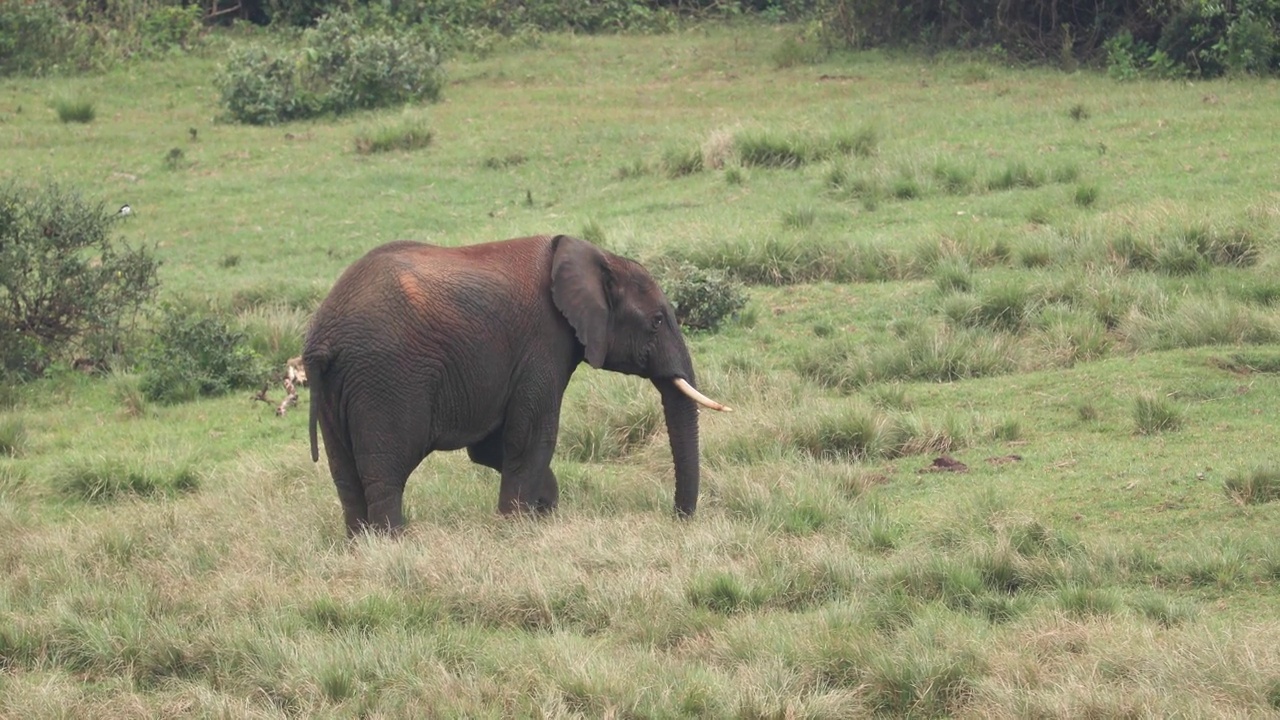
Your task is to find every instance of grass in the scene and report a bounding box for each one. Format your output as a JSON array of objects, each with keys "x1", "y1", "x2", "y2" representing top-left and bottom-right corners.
[
  {"x1": 49, "y1": 96, "x2": 95, "y2": 123},
  {"x1": 2, "y1": 22, "x2": 1280, "y2": 718},
  {"x1": 353, "y1": 118, "x2": 433, "y2": 154}
]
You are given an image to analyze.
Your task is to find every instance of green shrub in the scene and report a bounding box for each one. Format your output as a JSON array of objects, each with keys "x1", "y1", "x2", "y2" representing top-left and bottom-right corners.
[
  {"x1": 216, "y1": 45, "x2": 315, "y2": 126},
  {"x1": 0, "y1": 0, "x2": 85, "y2": 76},
  {"x1": 0, "y1": 180, "x2": 159, "y2": 381},
  {"x1": 140, "y1": 305, "x2": 267, "y2": 404},
  {"x1": 304, "y1": 13, "x2": 444, "y2": 113},
  {"x1": 772, "y1": 33, "x2": 826, "y2": 68},
  {"x1": 217, "y1": 12, "x2": 444, "y2": 125},
  {"x1": 1225, "y1": 14, "x2": 1278, "y2": 75},
  {"x1": 658, "y1": 262, "x2": 747, "y2": 332},
  {"x1": 138, "y1": 5, "x2": 201, "y2": 56}
]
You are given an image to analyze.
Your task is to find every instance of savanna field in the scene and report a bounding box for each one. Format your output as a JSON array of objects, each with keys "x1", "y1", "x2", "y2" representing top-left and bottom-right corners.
[{"x1": 3, "y1": 19, "x2": 1280, "y2": 717}]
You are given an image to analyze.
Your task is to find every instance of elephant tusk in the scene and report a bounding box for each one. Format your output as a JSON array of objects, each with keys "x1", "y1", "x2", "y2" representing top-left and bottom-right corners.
[{"x1": 674, "y1": 378, "x2": 732, "y2": 412}]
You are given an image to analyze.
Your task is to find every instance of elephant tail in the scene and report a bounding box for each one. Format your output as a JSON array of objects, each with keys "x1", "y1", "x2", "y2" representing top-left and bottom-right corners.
[
  {"x1": 303, "y1": 349, "x2": 330, "y2": 464},
  {"x1": 309, "y1": 385, "x2": 320, "y2": 463}
]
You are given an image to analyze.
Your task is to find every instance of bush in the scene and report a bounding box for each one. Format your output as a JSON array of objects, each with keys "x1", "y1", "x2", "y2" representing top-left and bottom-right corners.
[
  {"x1": 0, "y1": 180, "x2": 159, "y2": 381},
  {"x1": 217, "y1": 11, "x2": 444, "y2": 125},
  {"x1": 138, "y1": 5, "x2": 202, "y2": 56},
  {"x1": 217, "y1": 45, "x2": 316, "y2": 125},
  {"x1": 139, "y1": 305, "x2": 267, "y2": 404},
  {"x1": 658, "y1": 262, "x2": 748, "y2": 332},
  {"x1": 0, "y1": 0, "x2": 84, "y2": 76},
  {"x1": 304, "y1": 13, "x2": 443, "y2": 113}
]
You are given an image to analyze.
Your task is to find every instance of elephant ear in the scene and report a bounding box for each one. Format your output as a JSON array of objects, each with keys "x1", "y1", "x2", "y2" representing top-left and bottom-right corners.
[{"x1": 551, "y1": 235, "x2": 613, "y2": 369}]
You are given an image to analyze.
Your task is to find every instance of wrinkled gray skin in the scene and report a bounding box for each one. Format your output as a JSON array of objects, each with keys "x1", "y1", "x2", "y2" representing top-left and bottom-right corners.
[{"x1": 304, "y1": 235, "x2": 704, "y2": 536}]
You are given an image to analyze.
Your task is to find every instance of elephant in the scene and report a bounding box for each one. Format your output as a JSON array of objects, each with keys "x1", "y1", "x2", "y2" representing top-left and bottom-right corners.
[{"x1": 303, "y1": 234, "x2": 730, "y2": 536}]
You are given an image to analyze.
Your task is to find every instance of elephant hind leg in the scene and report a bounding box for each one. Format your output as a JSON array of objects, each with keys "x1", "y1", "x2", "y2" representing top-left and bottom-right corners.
[
  {"x1": 354, "y1": 451, "x2": 418, "y2": 534},
  {"x1": 324, "y1": 442, "x2": 368, "y2": 538},
  {"x1": 317, "y1": 414, "x2": 368, "y2": 537}
]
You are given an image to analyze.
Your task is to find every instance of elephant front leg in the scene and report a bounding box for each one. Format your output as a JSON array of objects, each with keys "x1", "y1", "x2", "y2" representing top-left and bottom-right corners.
[
  {"x1": 498, "y1": 465, "x2": 559, "y2": 514},
  {"x1": 497, "y1": 421, "x2": 560, "y2": 515}
]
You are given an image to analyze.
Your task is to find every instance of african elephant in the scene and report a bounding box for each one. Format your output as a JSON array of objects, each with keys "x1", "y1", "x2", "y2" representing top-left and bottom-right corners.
[{"x1": 303, "y1": 234, "x2": 729, "y2": 536}]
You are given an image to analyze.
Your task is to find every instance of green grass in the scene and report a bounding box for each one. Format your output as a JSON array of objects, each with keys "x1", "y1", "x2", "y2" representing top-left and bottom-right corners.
[
  {"x1": 353, "y1": 117, "x2": 434, "y2": 154},
  {"x1": 2, "y1": 22, "x2": 1280, "y2": 718},
  {"x1": 49, "y1": 96, "x2": 95, "y2": 123}
]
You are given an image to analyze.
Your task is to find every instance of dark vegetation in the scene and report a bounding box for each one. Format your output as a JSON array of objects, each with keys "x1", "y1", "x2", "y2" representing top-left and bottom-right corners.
[{"x1": 2, "y1": 0, "x2": 1277, "y2": 81}]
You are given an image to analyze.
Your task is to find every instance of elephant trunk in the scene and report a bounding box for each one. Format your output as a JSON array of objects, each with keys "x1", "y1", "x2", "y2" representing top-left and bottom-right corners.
[{"x1": 656, "y1": 378, "x2": 701, "y2": 517}]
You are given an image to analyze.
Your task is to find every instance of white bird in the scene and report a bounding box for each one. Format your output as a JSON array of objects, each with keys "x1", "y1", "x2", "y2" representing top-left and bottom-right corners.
[{"x1": 117, "y1": 204, "x2": 132, "y2": 217}]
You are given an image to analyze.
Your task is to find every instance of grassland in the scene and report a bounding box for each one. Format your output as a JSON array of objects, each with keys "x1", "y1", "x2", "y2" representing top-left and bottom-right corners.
[{"x1": 2, "y1": 23, "x2": 1280, "y2": 717}]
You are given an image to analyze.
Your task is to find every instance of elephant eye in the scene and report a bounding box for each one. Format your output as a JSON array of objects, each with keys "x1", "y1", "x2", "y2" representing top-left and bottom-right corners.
[{"x1": 651, "y1": 313, "x2": 665, "y2": 328}]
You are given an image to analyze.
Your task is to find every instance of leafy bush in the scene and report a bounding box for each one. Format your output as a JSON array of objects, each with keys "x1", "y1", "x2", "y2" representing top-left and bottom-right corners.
[
  {"x1": 217, "y1": 45, "x2": 315, "y2": 125},
  {"x1": 138, "y1": 5, "x2": 202, "y2": 56},
  {"x1": 0, "y1": 0, "x2": 84, "y2": 76},
  {"x1": 304, "y1": 13, "x2": 443, "y2": 113},
  {"x1": 217, "y1": 12, "x2": 444, "y2": 125},
  {"x1": 139, "y1": 305, "x2": 267, "y2": 404},
  {"x1": 0, "y1": 180, "x2": 159, "y2": 381},
  {"x1": 658, "y1": 262, "x2": 748, "y2": 332}
]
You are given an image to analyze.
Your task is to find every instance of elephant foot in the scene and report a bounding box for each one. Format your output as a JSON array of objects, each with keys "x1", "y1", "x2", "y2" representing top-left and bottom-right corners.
[{"x1": 497, "y1": 494, "x2": 558, "y2": 516}]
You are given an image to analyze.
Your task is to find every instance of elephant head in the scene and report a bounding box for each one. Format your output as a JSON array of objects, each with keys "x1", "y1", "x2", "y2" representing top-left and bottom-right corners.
[{"x1": 550, "y1": 235, "x2": 729, "y2": 516}]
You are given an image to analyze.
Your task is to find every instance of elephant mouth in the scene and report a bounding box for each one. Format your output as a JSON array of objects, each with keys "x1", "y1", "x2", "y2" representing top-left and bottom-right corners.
[{"x1": 673, "y1": 377, "x2": 732, "y2": 412}]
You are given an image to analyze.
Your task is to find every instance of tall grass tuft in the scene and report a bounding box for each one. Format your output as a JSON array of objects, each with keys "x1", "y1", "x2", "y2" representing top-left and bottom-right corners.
[
  {"x1": 734, "y1": 131, "x2": 810, "y2": 168},
  {"x1": 831, "y1": 125, "x2": 878, "y2": 158},
  {"x1": 800, "y1": 325, "x2": 1019, "y2": 390},
  {"x1": 238, "y1": 303, "x2": 309, "y2": 368},
  {"x1": 559, "y1": 378, "x2": 662, "y2": 461},
  {"x1": 51, "y1": 97, "x2": 95, "y2": 123},
  {"x1": 1074, "y1": 183, "x2": 1100, "y2": 207},
  {"x1": 986, "y1": 160, "x2": 1044, "y2": 191},
  {"x1": 0, "y1": 415, "x2": 28, "y2": 457},
  {"x1": 936, "y1": 257, "x2": 972, "y2": 292},
  {"x1": 780, "y1": 206, "x2": 817, "y2": 229},
  {"x1": 1223, "y1": 465, "x2": 1280, "y2": 505},
  {"x1": 109, "y1": 372, "x2": 149, "y2": 419},
  {"x1": 1132, "y1": 393, "x2": 1183, "y2": 434},
  {"x1": 685, "y1": 572, "x2": 768, "y2": 614},
  {"x1": 353, "y1": 119, "x2": 433, "y2": 154},
  {"x1": 793, "y1": 407, "x2": 905, "y2": 460},
  {"x1": 662, "y1": 146, "x2": 703, "y2": 177},
  {"x1": 933, "y1": 158, "x2": 976, "y2": 194},
  {"x1": 1122, "y1": 298, "x2": 1280, "y2": 351},
  {"x1": 581, "y1": 218, "x2": 607, "y2": 246},
  {"x1": 58, "y1": 454, "x2": 201, "y2": 501}
]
